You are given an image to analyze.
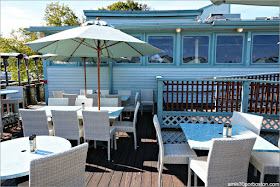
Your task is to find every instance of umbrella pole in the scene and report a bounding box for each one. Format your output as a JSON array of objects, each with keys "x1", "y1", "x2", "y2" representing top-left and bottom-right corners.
[
  {"x1": 97, "y1": 41, "x2": 101, "y2": 110},
  {"x1": 82, "y1": 57, "x2": 87, "y2": 96}
]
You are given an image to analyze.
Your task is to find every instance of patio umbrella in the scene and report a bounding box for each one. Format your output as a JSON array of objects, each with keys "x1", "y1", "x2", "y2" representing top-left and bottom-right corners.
[
  {"x1": 25, "y1": 19, "x2": 163, "y2": 109},
  {"x1": 33, "y1": 54, "x2": 122, "y2": 94},
  {"x1": 211, "y1": 0, "x2": 279, "y2": 6}
]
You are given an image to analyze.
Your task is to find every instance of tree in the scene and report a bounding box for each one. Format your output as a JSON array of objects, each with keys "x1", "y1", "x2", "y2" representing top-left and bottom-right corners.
[
  {"x1": 1, "y1": 28, "x2": 43, "y2": 81},
  {"x1": 98, "y1": 0, "x2": 149, "y2": 11},
  {"x1": 44, "y1": 2, "x2": 81, "y2": 26}
]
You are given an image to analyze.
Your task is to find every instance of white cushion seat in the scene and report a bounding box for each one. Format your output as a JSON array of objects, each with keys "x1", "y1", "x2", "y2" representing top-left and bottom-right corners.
[
  {"x1": 188, "y1": 156, "x2": 208, "y2": 182},
  {"x1": 163, "y1": 144, "x2": 197, "y2": 164},
  {"x1": 110, "y1": 126, "x2": 116, "y2": 136},
  {"x1": 123, "y1": 104, "x2": 135, "y2": 112},
  {"x1": 141, "y1": 101, "x2": 153, "y2": 105},
  {"x1": 113, "y1": 121, "x2": 133, "y2": 132},
  {"x1": 250, "y1": 151, "x2": 280, "y2": 176}
]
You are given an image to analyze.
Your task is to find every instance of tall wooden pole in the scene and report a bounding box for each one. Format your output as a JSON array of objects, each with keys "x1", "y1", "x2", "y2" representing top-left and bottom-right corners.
[
  {"x1": 97, "y1": 41, "x2": 101, "y2": 110},
  {"x1": 82, "y1": 57, "x2": 87, "y2": 95}
]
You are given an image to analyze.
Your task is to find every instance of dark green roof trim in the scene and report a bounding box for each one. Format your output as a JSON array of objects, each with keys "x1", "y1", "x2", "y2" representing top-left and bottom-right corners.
[
  {"x1": 83, "y1": 9, "x2": 203, "y2": 17},
  {"x1": 212, "y1": 20, "x2": 279, "y2": 26}
]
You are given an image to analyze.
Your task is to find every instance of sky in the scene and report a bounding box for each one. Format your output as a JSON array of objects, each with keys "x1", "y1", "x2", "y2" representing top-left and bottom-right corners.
[{"x1": 1, "y1": 0, "x2": 279, "y2": 38}]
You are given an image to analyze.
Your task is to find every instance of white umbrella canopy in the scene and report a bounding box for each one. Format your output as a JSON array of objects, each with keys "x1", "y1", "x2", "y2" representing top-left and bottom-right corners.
[
  {"x1": 25, "y1": 19, "x2": 163, "y2": 109},
  {"x1": 211, "y1": 0, "x2": 279, "y2": 6}
]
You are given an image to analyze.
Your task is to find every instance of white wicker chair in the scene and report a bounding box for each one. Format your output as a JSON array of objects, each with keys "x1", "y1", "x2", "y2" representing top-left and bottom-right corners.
[
  {"x1": 75, "y1": 98, "x2": 93, "y2": 107},
  {"x1": 80, "y1": 89, "x2": 93, "y2": 95},
  {"x1": 153, "y1": 115, "x2": 197, "y2": 187},
  {"x1": 141, "y1": 89, "x2": 154, "y2": 115},
  {"x1": 118, "y1": 90, "x2": 132, "y2": 106},
  {"x1": 19, "y1": 143, "x2": 88, "y2": 187},
  {"x1": 123, "y1": 92, "x2": 139, "y2": 112},
  {"x1": 100, "y1": 98, "x2": 118, "y2": 107},
  {"x1": 19, "y1": 109, "x2": 54, "y2": 136},
  {"x1": 53, "y1": 90, "x2": 64, "y2": 98},
  {"x1": 51, "y1": 110, "x2": 84, "y2": 145},
  {"x1": 105, "y1": 95, "x2": 122, "y2": 107},
  {"x1": 96, "y1": 90, "x2": 109, "y2": 96},
  {"x1": 62, "y1": 93, "x2": 78, "y2": 106},
  {"x1": 86, "y1": 94, "x2": 98, "y2": 106},
  {"x1": 82, "y1": 110, "x2": 117, "y2": 160},
  {"x1": 113, "y1": 102, "x2": 140, "y2": 150},
  {"x1": 231, "y1": 111, "x2": 264, "y2": 135},
  {"x1": 250, "y1": 137, "x2": 280, "y2": 182},
  {"x1": 188, "y1": 137, "x2": 256, "y2": 187},
  {"x1": 48, "y1": 98, "x2": 69, "y2": 106}
]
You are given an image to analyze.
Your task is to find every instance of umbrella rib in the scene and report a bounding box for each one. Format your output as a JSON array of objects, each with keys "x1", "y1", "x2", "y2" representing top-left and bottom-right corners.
[
  {"x1": 103, "y1": 41, "x2": 111, "y2": 58},
  {"x1": 37, "y1": 40, "x2": 59, "y2": 51},
  {"x1": 100, "y1": 41, "x2": 122, "y2": 50},
  {"x1": 68, "y1": 39, "x2": 85, "y2": 61},
  {"x1": 71, "y1": 39, "x2": 98, "y2": 51},
  {"x1": 101, "y1": 40, "x2": 109, "y2": 49},
  {"x1": 124, "y1": 42, "x2": 144, "y2": 56}
]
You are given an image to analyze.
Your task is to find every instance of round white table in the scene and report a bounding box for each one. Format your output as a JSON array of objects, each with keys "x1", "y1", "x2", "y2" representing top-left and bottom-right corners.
[{"x1": 0, "y1": 136, "x2": 71, "y2": 180}]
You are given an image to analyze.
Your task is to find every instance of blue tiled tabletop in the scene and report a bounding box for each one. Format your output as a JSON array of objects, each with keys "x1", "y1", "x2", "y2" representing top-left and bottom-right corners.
[
  {"x1": 0, "y1": 136, "x2": 71, "y2": 180},
  {"x1": 180, "y1": 123, "x2": 279, "y2": 152},
  {"x1": 0, "y1": 90, "x2": 19, "y2": 95}
]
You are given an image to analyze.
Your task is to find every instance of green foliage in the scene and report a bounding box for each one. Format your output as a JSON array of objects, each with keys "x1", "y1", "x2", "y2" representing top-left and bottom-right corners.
[
  {"x1": 44, "y1": 2, "x2": 81, "y2": 26},
  {"x1": 1, "y1": 28, "x2": 43, "y2": 81},
  {"x1": 98, "y1": 0, "x2": 149, "y2": 11}
]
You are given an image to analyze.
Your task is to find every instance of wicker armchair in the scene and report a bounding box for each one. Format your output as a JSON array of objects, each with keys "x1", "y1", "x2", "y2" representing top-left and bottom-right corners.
[
  {"x1": 250, "y1": 137, "x2": 280, "y2": 182},
  {"x1": 2, "y1": 86, "x2": 25, "y2": 114},
  {"x1": 153, "y1": 115, "x2": 197, "y2": 187},
  {"x1": 75, "y1": 98, "x2": 93, "y2": 107},
  {"x1": 86, "y1": 94, "x2": 98, "y2": 106},
  {"x1": 100, "y1": 98, "x2": 118, "y2": 107},
  {"x1": 113, "y1": 102, "x2": 140, "y2": 150},
  {"x1": 118, "y1": 90, "x2": 132, "y2": 106},
  {"x1": 82, "y1": 110, "x2": 117, "y2": 160},
  {"x1": 123, "y1": 92, "x2": 139, "y2": 112},
  {"x1": 188, "y1": 137, "x2": 256, "y2": 187},
  {"x1": 231, "y1": 111, "x2": 264, "y2": 135},
  {"x1": 19, "y1": 109, "x2": 53, "y2": 136},
  {"x1": 53, "y1": 90, "x2": 64, "y2": 98},
  {"x1": 96, "y1": 90, "x2": 109, "y2": 96},
  {"x1": 51, "y1": 110, "x2": 84, "y2": 145},
  {"x1": 141, "y1": 89, "x2": 154, "y2": 115},
  {"x1": 19, "y1": 143, "x2": 88, "y2": 187},
  {"x1": 80, "y1": 89, "x2": 93, "y2": 95},
  {"x1": 105, "y1": 95, "x2": 122, "y2": 107},
  {"x1": 62, "y1": 93, "x2": 78, "y2": 106},
  {"x1": 48, "y1": 98, "x2": 69, "y2": 106}
]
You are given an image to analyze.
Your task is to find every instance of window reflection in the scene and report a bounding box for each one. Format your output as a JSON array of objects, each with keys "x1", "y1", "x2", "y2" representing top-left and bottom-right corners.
[
  {"x1": 116, "y1": 36, "x2": 141, "y2": 63},
  {"x1": 148, "y1": 36, "x2": 174, "y2": 63},
  {"x1": 183, "y1": 36, "x2": 209, "y2": 63},
  {"x1": 216, "y1": 36, "x2": 243, "y2": 63},
  {"x1": 252, "y1": 35, "x2": 279, "y2": 63}
]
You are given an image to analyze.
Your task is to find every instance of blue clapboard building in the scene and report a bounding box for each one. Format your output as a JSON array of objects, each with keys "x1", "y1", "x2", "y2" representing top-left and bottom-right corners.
[{"x1": 26, "y1": 4, "x2": 279, "y2": 102}]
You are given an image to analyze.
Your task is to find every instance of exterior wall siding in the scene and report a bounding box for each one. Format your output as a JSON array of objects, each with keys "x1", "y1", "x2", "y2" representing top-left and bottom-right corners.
[{"x1": 46, "y1": 66, "x2": 278, "y2": 104}]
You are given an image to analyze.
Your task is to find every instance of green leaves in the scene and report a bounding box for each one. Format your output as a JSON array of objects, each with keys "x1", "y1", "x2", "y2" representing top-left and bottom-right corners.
[
  {"x1": 98, "y1": 0, "x2": 150, "y2": 11},
  {"x1": 44, "y1": 2, "x2": 81, "y2": 26}
]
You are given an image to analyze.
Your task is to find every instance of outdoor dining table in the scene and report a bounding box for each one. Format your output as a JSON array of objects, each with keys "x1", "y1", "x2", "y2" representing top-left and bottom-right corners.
[
  {"x1": 180, "y1": 123, "x2": 280, "y2": 152},
  {"x1": 0, "y1": 136, "x2": 71, "y2": 180},
  {"x1": 78, "y1": 95, "x2": 130, "y2": 102},
  {"x1": 37, "y1": 106, "x2": 124, "y2": 120}
]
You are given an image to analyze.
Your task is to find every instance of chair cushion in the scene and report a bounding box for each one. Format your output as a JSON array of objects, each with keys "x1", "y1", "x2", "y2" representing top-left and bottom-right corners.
[
  {"x1": 164, "y1": 144, "x2": 197, "y2": 164},
  {"x1": 250, "y1": 152, "x2": 280, "y2": 175},
  {"x1": 113, "y1": 121, "x2": 134, "y2": 132},
  {"x1": 189, "y1": 156, "x2": 208, "y2": 183}
]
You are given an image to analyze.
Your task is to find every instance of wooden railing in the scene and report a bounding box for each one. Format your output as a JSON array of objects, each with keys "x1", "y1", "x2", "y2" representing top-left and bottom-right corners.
[
  {"x1": 157, "y1": 77, "x2": 279, "y2": 131},
  {"x1": 214, "y1": 72, "x2": 280, "y2": 81}
]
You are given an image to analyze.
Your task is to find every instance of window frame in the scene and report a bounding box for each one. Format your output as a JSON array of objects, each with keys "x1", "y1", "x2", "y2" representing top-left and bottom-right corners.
[
  {"x1": 181, "y1": 33, "x2": 211, "y2": 66},
  {"x1": 214, "y1": 33, "x2": 246, "y2": 66},
  {"x1": 250, "y1": 32, "x2": 279, "y2": 65},
  {"x1": 146, "y1": 33, "x2": 176, "y2": 66}
]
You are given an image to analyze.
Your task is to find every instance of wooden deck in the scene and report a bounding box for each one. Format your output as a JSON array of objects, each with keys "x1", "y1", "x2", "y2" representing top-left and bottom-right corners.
[{"x1": 1, "y1": 112, "x2": 279, "y2": 186}]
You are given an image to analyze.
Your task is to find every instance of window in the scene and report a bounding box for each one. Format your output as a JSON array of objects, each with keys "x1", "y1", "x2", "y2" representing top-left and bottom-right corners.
[
  {"x1": 216, "y1": 35, "x2": 243, "y2": 63},
  {"x1": 116, "y1": 36, "x2": 141, "y2": 63},
  {"x1": 148, "y1": 36, "x2": 174, "y2": 63},
  {"x1": 252, "y1": 35, "x2": 279, "y2": 63},
  {"x1": 183, "y1": 36, "x2": 209, "y2": 63}
]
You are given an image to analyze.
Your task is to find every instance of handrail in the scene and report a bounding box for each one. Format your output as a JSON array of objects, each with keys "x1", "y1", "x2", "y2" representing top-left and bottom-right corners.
[{"x1": 214, "y1": 72, "x2": 280, "y2": 79}]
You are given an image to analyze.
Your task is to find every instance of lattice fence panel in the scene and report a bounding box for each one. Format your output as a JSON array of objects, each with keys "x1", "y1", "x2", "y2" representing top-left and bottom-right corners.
[
  {"x1": 162, "y1": 131, "x2": 187, "y2": 144},
  {"x1": 162, "y1": 115, "x2": 280, "y2": 131}
]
